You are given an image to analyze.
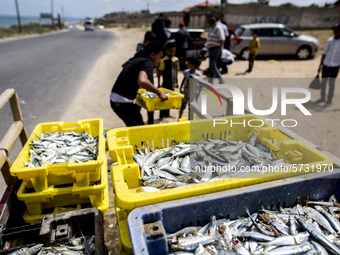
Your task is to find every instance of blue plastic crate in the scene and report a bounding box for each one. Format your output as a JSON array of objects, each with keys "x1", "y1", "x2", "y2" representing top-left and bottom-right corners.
[{"x1": 128, "y1": 170, "x2": 340, "y2": 255}]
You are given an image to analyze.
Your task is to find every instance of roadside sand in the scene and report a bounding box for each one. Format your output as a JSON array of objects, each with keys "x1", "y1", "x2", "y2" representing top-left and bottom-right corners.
[
  {"x1": 61, "y1": 27, "x2": 339, "y2": 157},
  {"x1": 59, "y1": 27, "x2": 339, "y2": 254}
]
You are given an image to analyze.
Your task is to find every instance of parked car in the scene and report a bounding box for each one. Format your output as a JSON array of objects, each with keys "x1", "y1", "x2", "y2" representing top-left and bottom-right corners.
[
  {"x1": 96, "y1": 24, "x2": 104, "y2": 30},
  {"x1": 168, "y1": 28, "x2": 208, "y2": 60},
  {"x1": 136, "y1": 29, "x2": 207, "y2": 61},
  {"x1": 230, "y1": 23, "x2": 319, "y2": 60}
]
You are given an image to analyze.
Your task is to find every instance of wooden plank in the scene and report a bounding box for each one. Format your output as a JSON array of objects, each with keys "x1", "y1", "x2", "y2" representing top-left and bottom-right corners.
[
  {"x1": 0, "y1": 89, "x2": 15, "y2": 110},
  {"x1": 0, "y1": 149, "x2": 7, "y2": 170},
  {"x1": 1, "y1": 159, "x2": 17, "y2": 186},
  {"x1": 0, "y1": 121, "x2": 24, "y2": 155},
  {"x1": 9, "y1": 92, "x2": 24, "y2": 122},
  {"x1": 19, "y1": 128, "x2": 28, "y2": 147},
  {"x1": 0, "y1": 185, "x2": 14, "y2": 225}
]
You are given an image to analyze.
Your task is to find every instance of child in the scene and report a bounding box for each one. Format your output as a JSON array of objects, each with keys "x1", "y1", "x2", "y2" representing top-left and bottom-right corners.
[
  {"x1": 246, "y1": 30, "x2": 260, "y2": 73},
  {"x1": 158, "y1": 42, "x2": 180, "y2": 119},
  {"x1": 179, "y1": 57, "x2": 202, "y2": 119}
]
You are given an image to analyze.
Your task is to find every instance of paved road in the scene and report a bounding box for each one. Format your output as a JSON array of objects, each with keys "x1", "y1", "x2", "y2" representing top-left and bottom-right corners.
[{"x1": 0, "y1": 29, "x2": 117, "y2": 140}]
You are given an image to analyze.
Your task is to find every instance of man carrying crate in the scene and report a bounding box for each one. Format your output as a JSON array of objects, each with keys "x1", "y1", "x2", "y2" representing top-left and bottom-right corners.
[{"x1": 110, "y1": 42, "x2": 168, "y2": 126}]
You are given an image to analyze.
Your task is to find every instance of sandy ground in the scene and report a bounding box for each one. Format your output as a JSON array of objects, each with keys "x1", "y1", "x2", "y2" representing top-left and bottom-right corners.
[
  {"x1": 57, "y1": 27, "x2": 340, "y2": 254},
  {"x1": 60, "y1": 27, "x2": 339, "y2": 157}
]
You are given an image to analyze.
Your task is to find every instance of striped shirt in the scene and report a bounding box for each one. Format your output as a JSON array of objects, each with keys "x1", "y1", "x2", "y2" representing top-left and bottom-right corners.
[{"x1": 205, "y1": 25, "x2": 225, "y2": 48}]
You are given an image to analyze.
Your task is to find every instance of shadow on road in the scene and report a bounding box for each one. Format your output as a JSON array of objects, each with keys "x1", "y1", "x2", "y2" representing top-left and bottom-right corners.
[{"x1": 295, "y1": 101, "x2": 340, "y2": 113}]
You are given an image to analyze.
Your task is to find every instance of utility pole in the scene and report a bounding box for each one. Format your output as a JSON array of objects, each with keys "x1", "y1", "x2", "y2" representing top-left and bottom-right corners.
[
  {"x1": 51, "y1": 0, "x2": 54, "y2": 27},
  {"x1": 62, "y1": 6, "x2": 64, "y2": 24},
  {"x1": 205, "y1": 0, "x2": 208, "y2": 29},
  {"x1": 14, "y1": 0, "x2": 22, "y2": 33}
]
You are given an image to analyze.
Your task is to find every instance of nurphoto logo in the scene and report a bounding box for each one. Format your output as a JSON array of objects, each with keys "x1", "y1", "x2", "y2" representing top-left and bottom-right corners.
[{"x1": 199, "y1": 83, "x2": 312, "y2": 127}]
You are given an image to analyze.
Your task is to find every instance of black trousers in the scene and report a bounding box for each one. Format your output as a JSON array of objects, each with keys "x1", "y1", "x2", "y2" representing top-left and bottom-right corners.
[
  {"x1": 248, "y1": 53, "x2": 256, "y2": 71},
  {"x1": 321, "y1": 65, "x2": 339, "y2": 103},
  {"x1": 176, "y1": 47, "x2": 187, "y2": 70},
  {"x1": 110, "y1": 101, "x2": 144, "y2": 127},
  {"x1": 147, "y1": 111, "x2": 154, "y2": 125}
]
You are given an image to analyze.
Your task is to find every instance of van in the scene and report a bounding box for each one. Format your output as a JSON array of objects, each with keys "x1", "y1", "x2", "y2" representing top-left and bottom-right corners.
[{"x1": 84, "y1": 20, "x2": 94, "y2": 31}]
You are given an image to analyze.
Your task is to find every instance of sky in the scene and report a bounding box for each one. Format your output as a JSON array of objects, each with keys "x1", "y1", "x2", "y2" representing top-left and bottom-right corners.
[{"x1": 0, "y1": 0, "x2": 333, "y2": 19}]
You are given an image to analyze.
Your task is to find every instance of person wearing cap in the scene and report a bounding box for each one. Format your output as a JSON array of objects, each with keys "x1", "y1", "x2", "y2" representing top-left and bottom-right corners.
[
  {"x1": 175, "y1": 22, "x2": 191, "y2": 70},
  {"x1": 316, "y1": 23, "x2": 340, "y2": 107}
]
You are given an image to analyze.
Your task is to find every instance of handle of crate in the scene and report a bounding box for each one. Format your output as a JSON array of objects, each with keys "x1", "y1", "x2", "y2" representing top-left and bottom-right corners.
[
  {"x1": 61, "y1": 121, "x2": 80, "y2": 130},
  {"x1": 259, "y1": 128, "x2": 292, "y2": 152},
  {"x1": 128, "y1": 209, "x2": 169, "y2": 255}
]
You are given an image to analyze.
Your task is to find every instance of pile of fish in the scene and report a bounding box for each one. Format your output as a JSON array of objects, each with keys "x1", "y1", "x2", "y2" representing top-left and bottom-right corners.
[
  {"x1": 141, "y1": 91, "x2": 170, "y2": 98},
  {"x1": 24, "y1": 131, "x2": 98, "y2": 167},
  {"x1": 133, "y1": 132, "x2": 292, "y2": 191},
  {"x1": 8, "y1": 235, "x2": 95, "y2": 255},
  {"x1": 167, "y1": 196, "x2": 340, "y2": 255}
]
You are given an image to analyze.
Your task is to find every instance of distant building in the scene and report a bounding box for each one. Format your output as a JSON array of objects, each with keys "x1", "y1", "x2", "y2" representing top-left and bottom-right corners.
[
  {"x1": 141, "y1": 9, "x2": 150, "y2": 15},
  {"x1": 258, "y1": 0, "x2": 269, "y2": 5},
  {"x1": 182, "y1": 1, "x2": 220, "y2": 13}
]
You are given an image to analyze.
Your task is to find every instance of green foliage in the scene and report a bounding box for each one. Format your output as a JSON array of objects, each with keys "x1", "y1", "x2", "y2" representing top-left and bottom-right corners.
[{"x1": 0, "y1": 23, "x2": 53, "y2": 39}]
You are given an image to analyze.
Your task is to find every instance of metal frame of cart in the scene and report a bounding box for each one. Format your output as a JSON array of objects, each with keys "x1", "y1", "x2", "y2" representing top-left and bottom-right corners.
[{"x1": 188, "y1": 76, "x2": 340, "y2": 168}]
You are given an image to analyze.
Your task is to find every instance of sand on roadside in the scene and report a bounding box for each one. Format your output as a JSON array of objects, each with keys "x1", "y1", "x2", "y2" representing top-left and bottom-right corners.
[
  {"x1": 60, "y1": 26, "x2": 339, "y2": 157},
  {"x1": 38, "y1": 27, "x2": 340, "y2": 254}
]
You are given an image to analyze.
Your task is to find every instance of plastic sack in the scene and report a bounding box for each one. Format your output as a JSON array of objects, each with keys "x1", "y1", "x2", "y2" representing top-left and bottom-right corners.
[{"x1": 309, "y1": 74, "x2": 321, "y2": 90}]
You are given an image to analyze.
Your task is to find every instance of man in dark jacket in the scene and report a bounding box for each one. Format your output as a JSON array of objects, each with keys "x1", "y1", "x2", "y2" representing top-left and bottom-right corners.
[
  {"x1": 175, "y1": 22, "x2": 190, "y2": 70},
  {"x1": 152, "y1": 13, "x2": 167, "y2": 46}
]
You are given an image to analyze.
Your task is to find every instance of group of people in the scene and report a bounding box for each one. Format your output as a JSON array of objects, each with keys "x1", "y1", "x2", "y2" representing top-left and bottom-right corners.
[
  {"x1": 110, "y1": 14, "x2": 201, "y2": 127},
  {"x1": 205, "y1": 17, "x2": 259, "y2": 83},
  {"x1": 110, "y1": 14, "x2": 339, "y2": 127},
  {"x1": 151, "y1": 13, "x2": 191, "y2": 70}
]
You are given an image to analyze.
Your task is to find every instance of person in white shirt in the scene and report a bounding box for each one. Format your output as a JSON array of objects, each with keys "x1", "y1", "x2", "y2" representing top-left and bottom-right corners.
[
  {"x1": 217, "y1": 48, "x2": 234, "y2": 74},
  {"x1": 164, "y1": 19, "x2": 172, "y2": 41},
  {"x1": 316, "y1": 23, "x2": 340, "y2": 107},
  {"x1": 216, "y1": 18, "x2": 229, "y2": 38},
  {"x1": 205, "y1": 17, "x2": 225, "y2": 84}
]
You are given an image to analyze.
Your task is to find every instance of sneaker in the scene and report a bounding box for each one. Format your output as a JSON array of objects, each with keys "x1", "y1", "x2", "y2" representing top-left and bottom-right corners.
[
  {"x1": 324, "y1": 102, "x2": 331, "y2": 108},
  {"x1": 245, "y1": 69, "x2": 252, "y2": 73},
  {"x1": 315, "y1": 98, "x2": 325, "y2": 104}
]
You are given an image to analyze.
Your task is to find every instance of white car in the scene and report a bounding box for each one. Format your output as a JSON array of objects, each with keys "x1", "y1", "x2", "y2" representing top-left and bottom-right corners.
[
  {"x1": 231, "y1": 23, "x2": 319, "y2": 60},
  {"x1": 96, "y1": 24, "x2": 104, "y2": 30}
]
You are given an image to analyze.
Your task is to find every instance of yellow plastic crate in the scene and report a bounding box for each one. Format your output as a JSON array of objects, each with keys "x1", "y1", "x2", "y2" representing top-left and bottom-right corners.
[
  {"x1": 23, "y1": 187, "x2": 109, "y2": 224},
  {"x1": 107, "y1": 115, "x2": 333, "y2": 254},
  {"x1": 107, "y1": 115, "x2": 333, "y2": 209},
  {"x1": 135, "y1": 88, "x2": 184, "y2": 111},
  {"x1": 108, "y1": 115, "x2": 275, "y2": 165},
  {"x1": 19, "y1": 158, "x2": 109, "y2": 224},
  {"x1": 115, "y1": 203, "x2": 133, "y2": 254},
  {"x1": 11, "y1": 119, "x2": 106, "y2": 192}
]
